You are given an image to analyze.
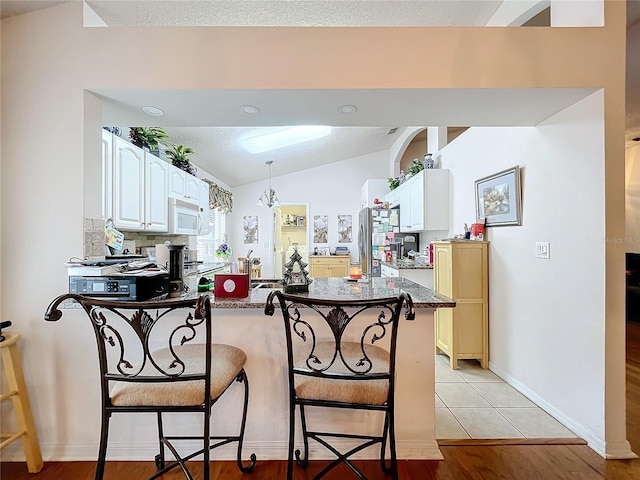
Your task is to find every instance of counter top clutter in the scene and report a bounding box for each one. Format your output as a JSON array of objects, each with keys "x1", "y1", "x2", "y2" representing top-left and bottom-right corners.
[{"x1": 183, "y1": 276, "x2": 454, "y2": 309}]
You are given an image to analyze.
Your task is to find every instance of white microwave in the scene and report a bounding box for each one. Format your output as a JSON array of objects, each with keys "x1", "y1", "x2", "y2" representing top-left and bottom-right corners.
[{"x1": 169, "y1": 198, "x2": 201, "y2": 235}]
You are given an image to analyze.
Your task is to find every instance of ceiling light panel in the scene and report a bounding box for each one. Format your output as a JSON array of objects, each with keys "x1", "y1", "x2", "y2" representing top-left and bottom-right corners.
[{"x1": 242, "y1": 126, "x2": 332, "y2": 154}]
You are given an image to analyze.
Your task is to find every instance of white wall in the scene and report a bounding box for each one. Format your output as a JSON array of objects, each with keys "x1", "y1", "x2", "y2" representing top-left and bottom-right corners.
[
  {"x1": 229, "y1": 150, "x2": 390, "y2": 276},
  {"x1": 440, "y1": 91, "x2": 611, "y2": 453},
  {"x1": 0, "y1": 0, "x2": 630, "y2": 463}
]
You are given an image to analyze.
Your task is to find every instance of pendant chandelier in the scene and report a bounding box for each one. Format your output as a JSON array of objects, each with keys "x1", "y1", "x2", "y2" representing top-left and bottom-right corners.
[{"x1": 257, "y1": 160, "x2": 280, "y2": 208}]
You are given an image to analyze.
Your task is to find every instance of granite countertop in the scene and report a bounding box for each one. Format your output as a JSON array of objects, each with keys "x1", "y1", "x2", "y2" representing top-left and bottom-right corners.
[
  {"x1": 382, "y1": 261, "x2": 433, "y2": 270},
  {"x1": 181, "y1": 276, "x2": 453, "y2": 309}
]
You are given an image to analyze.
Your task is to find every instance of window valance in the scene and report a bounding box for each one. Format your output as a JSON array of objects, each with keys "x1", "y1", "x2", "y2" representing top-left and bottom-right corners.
[{"x1": 203, "y1": 179, "x2": 233, "y2": 213}]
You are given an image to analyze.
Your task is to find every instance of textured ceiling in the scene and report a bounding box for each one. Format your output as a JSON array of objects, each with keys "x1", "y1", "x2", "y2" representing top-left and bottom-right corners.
[
  {"x1": 3, "y1": 1, "x2": 639, "y2": 186},
  {"x1": 86, "y1": 0, "x2": 502, "y2": 27}
]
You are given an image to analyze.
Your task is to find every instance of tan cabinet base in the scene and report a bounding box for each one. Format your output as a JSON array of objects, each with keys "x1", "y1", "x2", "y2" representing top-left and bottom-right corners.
[
  {"x1": 433, "y1": 241, "x2": 489, "y2": 369},
  {"x1": 309, "y1": 256, "x2": 350, "y2": 278}
]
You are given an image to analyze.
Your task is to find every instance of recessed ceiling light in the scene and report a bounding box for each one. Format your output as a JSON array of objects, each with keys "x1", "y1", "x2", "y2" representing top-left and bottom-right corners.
[
  {"x1": 243, "y1": 126, "x2": 332, "y2": 154},
  {"x1": 142, "y1": 106, "x2": 164, "y2": 116},
  {"x1": 338, "y1": 104, "x2": 357, "y2": 114},
  {"x1": 241, "y1": 105, "x2": 260, "y2": 114}
]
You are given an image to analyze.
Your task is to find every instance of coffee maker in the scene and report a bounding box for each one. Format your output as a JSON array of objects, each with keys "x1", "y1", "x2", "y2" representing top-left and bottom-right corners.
[{"x1": 167, "y1": 244, "x2": 186, "y2": 297}]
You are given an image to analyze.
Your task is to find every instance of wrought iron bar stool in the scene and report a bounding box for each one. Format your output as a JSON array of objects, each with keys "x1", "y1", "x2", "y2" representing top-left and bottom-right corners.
[
  {"x1": 265, "y1": 290, "x2": 414, "y2": 480},
  {"x1": 44, "y1": 294, "x2": 256, "y2": 480},
  {"x1": 0, "y1": 329, "x2": 44, "y2": 473}
]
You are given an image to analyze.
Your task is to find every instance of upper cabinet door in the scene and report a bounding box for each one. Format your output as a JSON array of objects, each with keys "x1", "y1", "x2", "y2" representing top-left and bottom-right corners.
[
  {"x1": 168, "y1": 165, "x2": 187, "y2": 199},
  {"x1": 102, "y1": 130, "x2": 113, "y2": 222},
  {"x1": 399, "y1": 181, "x2": 412, "y2": 231},
  {"x1": 113, "y1": 136, "x2": 145, "y2": 230},
  {"x1": 144, "y1": 154, "x2": 169, "y2": 232},
  {"x1": 185, "y1": 174, "x2": 200, "y2": 205},
  {"x1": 409, "y1": 173, "x2": 424, "y2": 230},
  {"x1": 168, "y1": 163, "x2": 200, "y2": 205}
]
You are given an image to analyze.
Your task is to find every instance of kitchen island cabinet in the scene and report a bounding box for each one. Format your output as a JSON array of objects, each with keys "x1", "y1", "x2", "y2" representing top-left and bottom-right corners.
[
  {"x1": 433, "y1": 240, "x2": 489, "y2": 369},
  {"x1": 309, "y1": 255, "x2": 350, "y2": 278}
]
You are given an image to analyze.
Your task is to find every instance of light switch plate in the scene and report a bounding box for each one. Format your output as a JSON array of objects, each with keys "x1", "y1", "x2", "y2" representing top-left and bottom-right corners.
[{"x1": 535, "y1": 242, "x2": 550, "y2": 259}]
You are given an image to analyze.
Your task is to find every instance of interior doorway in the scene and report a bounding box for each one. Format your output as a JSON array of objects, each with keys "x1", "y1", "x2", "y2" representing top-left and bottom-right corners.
[{"x1": 273, "y1": 203, "x2": 309, "y2": 279}]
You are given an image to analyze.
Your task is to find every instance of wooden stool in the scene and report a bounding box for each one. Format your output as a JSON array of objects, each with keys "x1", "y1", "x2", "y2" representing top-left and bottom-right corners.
[{"x1": 0, "y1": 331, "x2": 44, "y2": 473}]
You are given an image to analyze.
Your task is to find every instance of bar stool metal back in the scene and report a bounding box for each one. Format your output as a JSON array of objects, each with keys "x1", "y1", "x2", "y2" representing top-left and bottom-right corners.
[
  {"x1": 265, "y1": 290, "x2": 414, "y2": 480},
  {"x1": 44, "y1": 294, "x2": 256, "y2": 480}
]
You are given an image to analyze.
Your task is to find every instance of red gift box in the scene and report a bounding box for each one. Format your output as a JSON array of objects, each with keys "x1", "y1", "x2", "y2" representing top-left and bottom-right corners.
[{"x1": 214, "y1": 273, "x2": 250, "y2": 298}]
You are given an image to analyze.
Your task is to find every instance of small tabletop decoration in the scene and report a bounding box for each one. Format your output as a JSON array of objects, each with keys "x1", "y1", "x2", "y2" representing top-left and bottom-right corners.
[{"x1": 282, "y1": 247, "x2": 312, "y2": 293}]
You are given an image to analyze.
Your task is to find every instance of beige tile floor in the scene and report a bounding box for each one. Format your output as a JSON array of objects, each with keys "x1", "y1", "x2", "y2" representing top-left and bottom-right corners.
[{"x1": 435, "y1": 354, "x2": 579, "y2": 439}]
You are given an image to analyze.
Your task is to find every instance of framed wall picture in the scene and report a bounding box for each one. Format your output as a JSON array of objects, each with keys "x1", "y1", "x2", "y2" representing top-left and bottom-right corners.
[
  {"x1": 243, "y1": 215, "x2": 258, "y2": 244},
  {"x1": 475, "y1": 166, "x2": 522, "y2": 226},
  {"x1": 337, "y1": 215, "x2": 352, "y2": 243},
  {"x1": 313, "y1": 215, "x2": 328, "y2": 243}
]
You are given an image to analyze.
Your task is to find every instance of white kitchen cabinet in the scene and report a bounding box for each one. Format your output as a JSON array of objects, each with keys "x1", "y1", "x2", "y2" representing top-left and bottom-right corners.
[
  {"x1": 112, "y1": 136, "x2": 169, "y2": 232},
  {"x1": 399, "y1": 169, "x2": 449, "y2": 232},
  {"x1": 399, "y1": 176, "x2": 413, "y2": 230},
  {"x1": 381, "y1": 264, "x2": 399, "y2": 278},
  {"x1": 199, "y1": 179, "x2": 210, "y2": 235},
  {"x1": 381, "y1": 264, "x2": 433, "y2": 289},
  {"x1": 360, "y1": 179, "x2": 388, "y2": 209},
  {"x1": 385, "y1": 187, "x2": 400, "y2": 207},
  {"x1": 168, "y1": 164, "x2": 200, "y2": 205},
  {"x1": 102, "y1": 130, "x2": 113, "y2": 221}
]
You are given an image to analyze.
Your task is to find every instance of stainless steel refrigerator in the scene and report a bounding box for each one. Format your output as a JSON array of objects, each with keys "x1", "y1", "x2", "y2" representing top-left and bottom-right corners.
[{"x1": 359, "y1": 207, "x2": 418, "y2": 277}]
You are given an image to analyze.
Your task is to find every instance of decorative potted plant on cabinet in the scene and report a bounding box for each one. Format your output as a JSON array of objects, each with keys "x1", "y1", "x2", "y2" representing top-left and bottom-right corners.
[
  {"x1": 164, "y1": 144, "x2": 197, "y2": 176},
  {"x1": 128, "y1": 127, "x2": 169, "y2": 155}
]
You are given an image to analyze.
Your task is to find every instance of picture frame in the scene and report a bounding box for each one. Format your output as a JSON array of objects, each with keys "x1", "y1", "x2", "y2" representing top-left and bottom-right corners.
[
  {"x1": 243, "y1": 215, "x2": 258, "y2": 244},
  {"x1": 474, "y1": 166, "x2": 522, "y2": 226},
  {"x1": 337, "y1": 214, "x2": 352, "y2": 243},
  {"x1": 313, "y1": 215, "x2": 328, "y2": 243}
]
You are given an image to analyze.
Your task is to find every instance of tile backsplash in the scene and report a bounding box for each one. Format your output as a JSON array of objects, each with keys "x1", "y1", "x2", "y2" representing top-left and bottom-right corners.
[{"x1": 83, "y1": 218, "x2": 190, "y2": 259}]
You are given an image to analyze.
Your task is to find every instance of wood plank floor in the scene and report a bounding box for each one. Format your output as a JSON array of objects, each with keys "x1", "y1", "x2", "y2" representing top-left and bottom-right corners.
[{"x1": 3, "y1": 323, "x2": 640, "y2": 479}]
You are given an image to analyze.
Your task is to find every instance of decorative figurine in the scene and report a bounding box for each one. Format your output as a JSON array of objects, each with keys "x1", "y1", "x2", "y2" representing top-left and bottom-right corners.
[{"x1": 282, "y1": 247, "x2": 312, "y2": 293}]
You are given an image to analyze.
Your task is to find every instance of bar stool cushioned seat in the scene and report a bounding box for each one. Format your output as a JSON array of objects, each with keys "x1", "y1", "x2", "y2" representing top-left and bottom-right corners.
[
  {"x1": 111, "y1": 344, "x2": 247, "y2": 407},
  {"x1": 294, "y1": 341, "x2": 390, "y2": 405}
]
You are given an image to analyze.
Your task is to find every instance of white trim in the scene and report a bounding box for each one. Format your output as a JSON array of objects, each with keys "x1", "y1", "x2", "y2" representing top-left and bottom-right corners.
[{"x1": 488, "y1": 361, "x2": 637, "y2": 459}]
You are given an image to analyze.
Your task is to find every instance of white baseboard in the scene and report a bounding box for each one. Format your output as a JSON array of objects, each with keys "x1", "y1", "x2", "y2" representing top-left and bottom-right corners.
[{"x1": 488, "y1": 361, "x2": 637, "y2": 460}]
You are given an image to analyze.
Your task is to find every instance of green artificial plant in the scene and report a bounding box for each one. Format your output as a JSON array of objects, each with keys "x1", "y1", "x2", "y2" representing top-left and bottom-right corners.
[
  {"x1": 165, "y1": 144, "x2": 197, "y2": 175},
  {"x1": 128, "y1": 127, "x2": 169, "y2": 151},
  {"x1": 407, "y1": 158, "x2": 424, "y2": 176}
]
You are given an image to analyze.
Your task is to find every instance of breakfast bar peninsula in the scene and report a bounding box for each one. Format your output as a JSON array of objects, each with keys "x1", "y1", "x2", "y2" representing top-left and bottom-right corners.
[
  {"x1": 46, "y1": 276, "x2": 454, "y2": 462},
  {"x1": 205, "y1": 276, "x2": 454, "y2": 461}
]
